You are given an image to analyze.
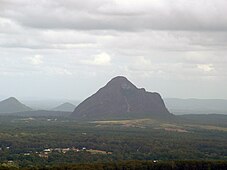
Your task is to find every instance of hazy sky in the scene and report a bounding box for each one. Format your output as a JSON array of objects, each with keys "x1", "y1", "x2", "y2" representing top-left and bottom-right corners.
[{"x1": 0, "y1": 0, "x2": 227, "y2": 100}]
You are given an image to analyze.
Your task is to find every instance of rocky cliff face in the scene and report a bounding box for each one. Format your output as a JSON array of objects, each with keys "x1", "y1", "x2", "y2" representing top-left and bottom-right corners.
[{"x1": 71, "y1": 76, "x2": 172, "y2": 120}]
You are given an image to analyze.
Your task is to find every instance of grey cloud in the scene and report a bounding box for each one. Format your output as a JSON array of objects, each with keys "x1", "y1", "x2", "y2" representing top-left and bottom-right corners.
[{"x1": 1, "y1": 0, "x2": 227, "y2": 31}]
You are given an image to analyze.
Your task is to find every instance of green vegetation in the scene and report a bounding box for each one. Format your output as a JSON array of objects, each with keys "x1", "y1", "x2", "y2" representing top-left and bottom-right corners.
[
  {"x1": 0, "y1": 115, "x2": 226, "y2": 168},
  {"x1": 1, "y1": 160, "x2": 227, "y2": 170}
]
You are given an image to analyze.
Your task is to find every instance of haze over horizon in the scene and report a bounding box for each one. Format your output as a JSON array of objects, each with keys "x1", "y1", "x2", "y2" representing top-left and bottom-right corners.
[{"x1": 1, "y1": 0, "x2": 227, "y2": 100}]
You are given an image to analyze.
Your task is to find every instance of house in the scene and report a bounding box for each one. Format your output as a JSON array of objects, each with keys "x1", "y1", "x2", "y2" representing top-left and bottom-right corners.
[
  {"x1": 43, "y1": 148, "x2": 51, "y2": 152},
  {"x1": 62, "y1": 148, "x2": 70, "y2": 154}
]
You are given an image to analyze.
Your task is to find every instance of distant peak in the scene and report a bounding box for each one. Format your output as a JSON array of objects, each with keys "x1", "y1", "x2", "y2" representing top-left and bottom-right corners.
[
  {"x1": 8, "y1": 97, "x2": 17, "y2": 99},
  {"x1": 53, "y1": 102, "x2": 76, "y2": 112},
  {"x1": 5, "y1": 97, "x2": 19, "y2": 102},
  {"x1": 0, "y1": 96, "x2": 32, "y2": 114},
  {"x1": 61, "y1": 102, "x2": 75, "y2": 106}
]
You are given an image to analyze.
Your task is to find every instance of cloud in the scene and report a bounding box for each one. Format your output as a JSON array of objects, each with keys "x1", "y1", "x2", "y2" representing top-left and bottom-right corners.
[
  {"x1": 81, "y1": 52, "x2": 111, "y2": 66},
  {"x1": 126, "y1": 55, "x2": 220, "y2": 80},
  {"x1": 197, "y1": 64, "x2": 215, "y2": 72},
  {"x1": 0, "y1": 17, "x2": 21, "y2": 33},
  {"x1": 93, "y1": 52, "x2": 111, "y2": 65},
  {"x1": 27, "y1": 55, "x2": 43, "y2": 65},
  {"x1": 0, "y1": 0, "x2": 227, "y2": 31},
  {"x1": 42, "y1": 66, "x2": 73, "y2": 76},
  {"x1": 0, "y1": 0, "x2": 227, "y2": 99}
]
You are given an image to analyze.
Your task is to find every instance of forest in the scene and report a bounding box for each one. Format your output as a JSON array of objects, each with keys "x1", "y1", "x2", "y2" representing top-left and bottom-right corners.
[{"x1": 0, "y1": 115, "x2": 226, "y2": 169}]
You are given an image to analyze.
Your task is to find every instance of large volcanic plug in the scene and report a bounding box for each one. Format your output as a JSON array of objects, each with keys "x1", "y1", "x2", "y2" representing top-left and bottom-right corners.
[{"x1": 71, "y1": 76, "x2": 172, "y2": 120}]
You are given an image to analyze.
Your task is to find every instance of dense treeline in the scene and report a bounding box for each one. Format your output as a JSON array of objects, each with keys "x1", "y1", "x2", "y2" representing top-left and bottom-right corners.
[
  {"x1": 0, "y1": 116, "x2": 226, "y2": 168},
  {"x1": 1, "y1": 160, "x2": 227, "y2": 170}
]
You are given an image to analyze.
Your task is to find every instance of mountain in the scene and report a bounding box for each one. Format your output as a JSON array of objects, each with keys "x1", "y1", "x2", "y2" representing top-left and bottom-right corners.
[
  {"x1": 0, "y1": 97, "x2": 32, "y2": 114},
  {"x1": 164, "y1": 98, "x2": 227, "y2": 115},
  {"x1": 52, "y1": 102, "x2": 76, "y2": 112},
  {"x1": 71, "y1": 76, "x2": 172, "y2": 120}
]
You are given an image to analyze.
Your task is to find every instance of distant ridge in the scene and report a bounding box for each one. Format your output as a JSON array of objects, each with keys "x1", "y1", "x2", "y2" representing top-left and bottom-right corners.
[
  {"x1": 52, "y1": 102, "x2": 76, "y2": 112},
  {"x1": 71, "y1": 76, "x2": 172, "y2": 120},
  {"x1": 164, "y1": 98, "x2": 227, "y2": 115},
  {"x1": 0, "y1": 97, "x2": 32, "y2": 114}
]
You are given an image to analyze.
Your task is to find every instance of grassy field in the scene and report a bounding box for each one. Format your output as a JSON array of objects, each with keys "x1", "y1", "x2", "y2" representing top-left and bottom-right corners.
[{"x1": 92, "y1": 118, "x2": 227, "y2": 132}]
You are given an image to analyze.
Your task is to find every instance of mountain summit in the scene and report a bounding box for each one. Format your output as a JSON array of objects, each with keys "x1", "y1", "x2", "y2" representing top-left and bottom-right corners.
[
  {"x1": 0, "y1": 97, "x2": 32, "y2": 114},
  {"x1": 52, "y1": 102, "x2": 76, "y2": 112},
  {"x1": 71, "y1": 76, "x2": 172, "y2": 120}
]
